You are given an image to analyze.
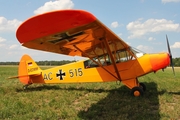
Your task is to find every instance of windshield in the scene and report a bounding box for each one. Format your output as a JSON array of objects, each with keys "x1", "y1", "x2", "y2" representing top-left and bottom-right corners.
[{"x1": 130, "y1": 47, "x2": 146, "y2": 58}]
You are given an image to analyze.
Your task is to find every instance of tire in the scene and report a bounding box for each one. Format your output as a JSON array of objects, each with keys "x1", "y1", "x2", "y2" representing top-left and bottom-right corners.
[{"x1": 131, "y1": 86, "x2": 144, "y2": 97}]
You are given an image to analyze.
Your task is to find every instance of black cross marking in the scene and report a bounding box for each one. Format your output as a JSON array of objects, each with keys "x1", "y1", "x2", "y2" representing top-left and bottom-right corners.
[
  {"x1": 49, "y1": 31, "x2": 84, "y2": 44},
  {"x1": 56, "y1": 69, "x2": 66, "y2": 80}
]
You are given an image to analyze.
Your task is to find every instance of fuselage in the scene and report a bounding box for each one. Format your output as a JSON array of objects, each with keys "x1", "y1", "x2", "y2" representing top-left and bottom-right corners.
[{"x1": 29, "y1": 52, "x2": 170, "y2": 88}]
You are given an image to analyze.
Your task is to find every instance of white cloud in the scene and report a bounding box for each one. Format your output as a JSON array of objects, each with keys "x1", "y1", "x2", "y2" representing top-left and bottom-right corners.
[
  {"x1": 20, "y1": 46, "x2": 28, "y2": 50},
  {"x1": 9, "y1": 44, "x2": 19, "y2": 50},
  {"x1": 0, "y1": 37, "x2": 6, "y2": 42},
  {"x1": 126, "y1": 42, "x2": 131, "y2": 45},
  {"x1": 0, "y1": 44, "x2": 5, "y2": 48},
  {"x1": 136, "y1": 45, "x2": 153, "y2": 53},
  {"x1": 34, "y1": 0, "x2": 74, "y2": 15},
  {"x1": 0, "y1": 37, "x2": 6, "y2": 49},
  {"x1": 0, "y1": 17, "x2": 22, "y2": 33},
  {"x1": 171, "y1": 42, "x2": 180, "y2": 48},
  {"x1": 162, "y1": 0, "x2": 180, "y2": 3},
  {"x1": 111, "y1": 21, "x2": 119, "y2": 28},
  {"x1": 148, "y1": 37, "x2": 156, "y2": 41},
  {"x1": 117, "y1": 33, "x2": 122, "y2": 37},
  {"x1": 127, "y1": 18, "x2": 180, "y2": 39}
]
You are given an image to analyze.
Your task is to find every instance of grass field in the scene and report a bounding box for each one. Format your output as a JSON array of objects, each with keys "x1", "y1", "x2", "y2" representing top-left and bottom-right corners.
[{"x1": 0, "y1": 66, "x2": 180, "y2": 120}]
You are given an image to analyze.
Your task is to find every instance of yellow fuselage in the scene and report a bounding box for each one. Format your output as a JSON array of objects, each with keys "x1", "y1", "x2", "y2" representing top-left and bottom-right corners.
[{"x1": 28, "y1": 53, "x2": 169, "y2": 89}]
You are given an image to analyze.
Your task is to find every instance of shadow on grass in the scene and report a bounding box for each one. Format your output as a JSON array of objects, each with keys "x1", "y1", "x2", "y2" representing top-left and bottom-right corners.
[
  {"x1": 16, "y1": 82, "x2": 162, "y2": 119},
  {"x1": 16, "y1": 85, "x2": 61, "y2": 92},
  {"x1": 16, "y1": 84, "x2": 113, "y2": 93},
  {"x1": 158, "y1": 90, "x2": 180, "y2": 95},
  {"x1": 78, "y1": 82, "x2": 160, "y2": 120}
]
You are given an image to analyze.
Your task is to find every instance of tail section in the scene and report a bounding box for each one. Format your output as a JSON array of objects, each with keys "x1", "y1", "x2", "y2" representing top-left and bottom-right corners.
[{"x1": 9, "y1": 54, "x2": 42, "y2": 85}]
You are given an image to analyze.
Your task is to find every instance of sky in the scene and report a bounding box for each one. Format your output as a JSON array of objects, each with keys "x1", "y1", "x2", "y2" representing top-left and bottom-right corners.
[{"x1": 0, "y1": 0, "x2": 180, "y2": 62}]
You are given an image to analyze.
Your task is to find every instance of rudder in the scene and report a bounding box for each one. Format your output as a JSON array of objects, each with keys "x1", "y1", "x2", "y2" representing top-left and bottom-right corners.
[{"x1": 18, "y1": 54, "x2": 42, "y2": 84}]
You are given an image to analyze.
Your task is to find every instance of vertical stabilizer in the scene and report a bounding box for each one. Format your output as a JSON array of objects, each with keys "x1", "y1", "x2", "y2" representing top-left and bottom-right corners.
[{"x1": 18, "y1": 54, "x2": 41, "y2": 84}]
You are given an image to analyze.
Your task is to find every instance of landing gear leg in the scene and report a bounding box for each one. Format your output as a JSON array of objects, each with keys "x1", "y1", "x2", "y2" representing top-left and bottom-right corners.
[
  {"x1": 122, "y1": 78, "x2": 146, "y2": 97},
  {"x1": 139, "y1": 82, "x2": 146, "y2": 91}
]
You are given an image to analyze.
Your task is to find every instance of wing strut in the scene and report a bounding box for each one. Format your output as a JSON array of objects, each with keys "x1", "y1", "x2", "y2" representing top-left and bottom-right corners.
[
  {"x1": 73, "y1": 45, "x2": 120, "y2": 80},
  {"x1": 103, "y1": 38, "x2": 122, "y2": 81}
]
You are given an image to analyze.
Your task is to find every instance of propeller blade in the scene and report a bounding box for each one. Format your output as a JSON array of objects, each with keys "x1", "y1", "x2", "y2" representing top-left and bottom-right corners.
[
  {"x1": 166, "y1": 35, "x2": 175, "y2": 76},
  {"x1": 166, "y1": 35, "x2": 172, "y2": 57}
]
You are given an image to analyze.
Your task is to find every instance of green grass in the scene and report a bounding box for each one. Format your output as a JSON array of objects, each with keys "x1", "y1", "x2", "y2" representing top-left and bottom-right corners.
[{"x1": 0, "y1": 66, "x2": 180, "y2": 120}]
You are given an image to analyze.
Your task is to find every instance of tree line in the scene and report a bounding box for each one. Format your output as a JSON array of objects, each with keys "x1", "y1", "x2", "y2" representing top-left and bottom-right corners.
[
  {"x1": 173, "y1": 58, "x2": 180, "y2": 67},
  {"x1": 0, "y1": 60, "x2": 75, "y2": 66}
]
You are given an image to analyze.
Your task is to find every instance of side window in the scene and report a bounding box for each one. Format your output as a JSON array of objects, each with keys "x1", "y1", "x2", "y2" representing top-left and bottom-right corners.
[
  {"x1": 83, "y1": 59, "x2": 99, "y2": 68},
  {"x1": 116, "y1": 50, "x2": 134, "y2": 62},
  {"x1": 84, "y1": 60, "x2": 90, "y2": 68},
  {"x1": 84, "y1": 55, "x2": 112, "y2": 69}
]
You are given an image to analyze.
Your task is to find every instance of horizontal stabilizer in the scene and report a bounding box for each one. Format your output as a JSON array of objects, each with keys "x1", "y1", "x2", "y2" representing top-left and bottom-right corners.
[{"x1": 8, "y1": 72, "x2": 42, "y2": 79}]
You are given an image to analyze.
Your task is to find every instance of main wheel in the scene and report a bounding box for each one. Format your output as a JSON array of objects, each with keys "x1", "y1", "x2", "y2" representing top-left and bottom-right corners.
[
  {"x1": 139, "y1": 82, "x2": 146, "y2": 91},
  {"x1": 131, "y1": 87, "x2": 144, "y2": 97}
]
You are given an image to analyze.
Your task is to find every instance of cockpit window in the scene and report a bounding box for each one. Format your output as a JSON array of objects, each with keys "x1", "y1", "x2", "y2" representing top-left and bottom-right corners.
[
  {"x1": 130, "y1": 47, "x2": 145, "y2": 58},
  {"x1": 84, "y1": 47, "x2": 146, "y2": 68},
  {"x1": 84, "y1": 54, "x2": 111, "y2": 68},
  {"x1": 115, "y1": 49, "x2": 133, "y2": 62},
  {"x1": 85, "y1": 47, "x2": 146, "y2": 68}
]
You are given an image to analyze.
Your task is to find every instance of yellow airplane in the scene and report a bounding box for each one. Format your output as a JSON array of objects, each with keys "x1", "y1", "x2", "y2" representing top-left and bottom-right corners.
[{"x1": 9, "y1": 10, "x2": 174, "y2": 97}]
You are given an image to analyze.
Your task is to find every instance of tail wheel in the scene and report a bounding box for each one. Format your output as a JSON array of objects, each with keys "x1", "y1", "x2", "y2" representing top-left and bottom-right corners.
[
  {"x1": 23, "y1": 83, "x2": 32, "y2": 90},
  {"x1": 139, "y1": 82, "x2": 146, "y2": 91},
  {"x1": 23, "y1": 85, "x2": 28, "y2": 90},
  {"x1": 131, "y1": 87, "x2": 144, "y2": 97}
]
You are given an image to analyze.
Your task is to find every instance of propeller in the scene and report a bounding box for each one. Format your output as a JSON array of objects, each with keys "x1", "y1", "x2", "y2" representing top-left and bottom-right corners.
[{"x1": 166, "y1": 35, "x2": 175, "y2": 76}]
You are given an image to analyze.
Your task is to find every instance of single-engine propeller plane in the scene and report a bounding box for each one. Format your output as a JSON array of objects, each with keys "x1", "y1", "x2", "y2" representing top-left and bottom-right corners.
[{"x1": 9, "y1": 10, "x2": 174, "y2": 96}]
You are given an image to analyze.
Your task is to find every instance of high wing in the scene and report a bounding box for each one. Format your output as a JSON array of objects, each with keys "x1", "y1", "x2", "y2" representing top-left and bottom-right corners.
[
  {"x1": 16, "y1": 10, "x2": 129, "y2": 58},
  {"x1": 16, "y1": 10, "x2": 132, "y2": 80}
]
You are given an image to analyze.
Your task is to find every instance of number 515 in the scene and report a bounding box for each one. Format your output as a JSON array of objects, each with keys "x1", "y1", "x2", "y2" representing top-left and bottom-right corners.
[{"x1": 69, "y1": 68, "x2": 83, "y2": 77}]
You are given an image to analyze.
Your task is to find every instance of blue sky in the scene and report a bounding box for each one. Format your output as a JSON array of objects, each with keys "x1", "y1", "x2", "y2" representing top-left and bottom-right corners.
[{"x1": 0, "y1": 0, "x2": 180, "y2": 62}]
